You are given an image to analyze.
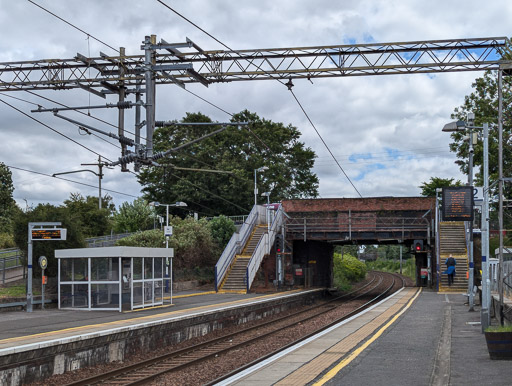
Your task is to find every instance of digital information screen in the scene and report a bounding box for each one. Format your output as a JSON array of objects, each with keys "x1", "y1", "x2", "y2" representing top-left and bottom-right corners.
[
  {"x1": 442, "y1": 186, "x2": 474, "y2": 221},
  {"x1": 31, "y1": 228, "x2": 67, "y2": 240}
]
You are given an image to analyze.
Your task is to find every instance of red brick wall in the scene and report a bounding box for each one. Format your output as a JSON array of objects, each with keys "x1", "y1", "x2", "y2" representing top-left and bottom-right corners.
[{"x1": 282, "y1": 197, "x2": 435, "y2": 213}]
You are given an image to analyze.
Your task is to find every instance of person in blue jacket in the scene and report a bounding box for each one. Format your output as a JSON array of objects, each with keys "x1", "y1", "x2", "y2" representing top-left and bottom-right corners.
[{"x1": 445, "y1": 254, "x2": 456, "y2": 286}]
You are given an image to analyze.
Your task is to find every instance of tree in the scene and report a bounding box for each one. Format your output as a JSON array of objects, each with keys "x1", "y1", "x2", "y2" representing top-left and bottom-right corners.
[
  {"x1": 0, "y1": 162, "x2": 16, "y2": 234},
  {"x1": 419, "y1": 177, "x2": 464, "y2": 197},
  {"x1": 63, "y1": 193, "x2": 114, "y2": 237},
  {"x1": 449, "y1": 70, "x2": 511, "y2": 194},
  {"x1": 13, "y1": 203, "x2": 86, "y2": 277},
  {"x1": 117, "y1": 216, "x2": 217, "y2": 269},
  {"x1": 112, "y1": 197, "x2": 154, "y2": 233},
  {"x1": 208, "y1": 215, "x2": 236, "y2": 254},
  {"x1": 138, "y1": 110, "x2": 319, "y2": 216}
]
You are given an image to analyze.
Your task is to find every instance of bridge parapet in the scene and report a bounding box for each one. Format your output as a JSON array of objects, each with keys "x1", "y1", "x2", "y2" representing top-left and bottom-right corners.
[{"x1": 282, "y1": 197, "x2": 435, "y2": 244}]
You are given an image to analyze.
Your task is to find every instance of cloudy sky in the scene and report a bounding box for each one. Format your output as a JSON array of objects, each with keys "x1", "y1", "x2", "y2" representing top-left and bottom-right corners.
[{"x1": 0, "y1": 0, "x2": 510, "y2": 213}]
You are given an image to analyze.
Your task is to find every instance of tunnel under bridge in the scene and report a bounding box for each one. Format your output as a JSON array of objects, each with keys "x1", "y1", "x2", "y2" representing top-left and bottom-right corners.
[{"x1": 278, "y1": 197, "x2": 436, "y2": 288}]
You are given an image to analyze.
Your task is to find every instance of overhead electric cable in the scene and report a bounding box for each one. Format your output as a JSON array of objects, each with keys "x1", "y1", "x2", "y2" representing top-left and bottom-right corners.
[
  {"x1": 27, "y1": 0, "x2": 119, "y2": 53},
  {"x1": 7, "y1": 164, "x2": 138, "y2": 198},
  {"x1": 289, "y1": 89, "x2": 362, "y2": 198},
  {"x1": 170, "y1": 172, "x2": 248, "y2": 212},
  {"x1": 156, "y1": 0, "x2": 359, "y2": 196},
  {"x1": 0, "y1": 98, "x2": 113, "y2": 162}
]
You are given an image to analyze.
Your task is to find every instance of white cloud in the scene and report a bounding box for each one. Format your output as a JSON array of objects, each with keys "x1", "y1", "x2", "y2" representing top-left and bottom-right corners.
[{"x1": 1, "y1": 0, "x2": 507, "y2": 211}]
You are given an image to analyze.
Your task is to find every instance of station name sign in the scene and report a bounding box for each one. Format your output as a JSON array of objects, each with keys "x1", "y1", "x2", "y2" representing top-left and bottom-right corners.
[
  {"x1": 442, "y1": 186, "x2": 474, "y2": 221},
  {"x1": 31, "y1": 228, "x2": 67, "y2": 240}
]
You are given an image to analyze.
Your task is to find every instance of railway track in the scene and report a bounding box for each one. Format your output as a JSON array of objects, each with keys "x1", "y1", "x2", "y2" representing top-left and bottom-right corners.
[{"x1": 65, "y1": 271, "x2": 403, "y2": 386}]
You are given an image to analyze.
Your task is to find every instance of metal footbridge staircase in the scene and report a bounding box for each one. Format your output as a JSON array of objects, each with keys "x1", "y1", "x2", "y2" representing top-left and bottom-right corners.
[
  {"x1": 438, "y1": 221, "x2": 469, "y2": 292},
  {"x1": 215, "y1": 204, "x2": 284, "y2": 293}
]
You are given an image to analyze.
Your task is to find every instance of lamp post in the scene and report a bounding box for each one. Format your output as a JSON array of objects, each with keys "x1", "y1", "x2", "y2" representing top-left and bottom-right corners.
[
  {"x1": 261, "y1": 191, "x2": 271, "y2": 231},
  {"x1": 52, "y1": 165, "x2": 104, "y2": 208},
  {"x1": 443, "y1": 114, "x2": 487, "y2": 315},
  {"x1": 254, "y1": 166, "x2": 268, "y2": 206},
  {"x1": 149, "y1": 201, "x2": 187, "y2": 301}
]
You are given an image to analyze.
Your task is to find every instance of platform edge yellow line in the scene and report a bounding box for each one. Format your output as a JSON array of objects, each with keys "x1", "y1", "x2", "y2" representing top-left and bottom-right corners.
[{"x1": 313, "y1": 287, "x2": 422, "y2": 386}]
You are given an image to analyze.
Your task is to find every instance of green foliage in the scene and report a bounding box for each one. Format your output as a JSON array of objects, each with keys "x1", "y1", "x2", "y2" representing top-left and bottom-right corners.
[
  {"x1": 208, "y1": 215, "x2": 236, "y2": 252},
  {"x1": 138, "y1": 110, "x2": 319, "y2": 216},
  {"x1": 333, "y1": 253, "x2": 367, "y2": 291},
  {"x1": 366, "y1": 258, "x2": 416, "y2": 280},
  {"x1": 0, "y1": 162, "x2": 16, "y2": 233},
  {"x1": 0, "y1": 233, "x2": 16, "y2": 249},
  {"x1": 419, "y1": 177, "x2": 464, "y2": 197},
  {"x1": 13, "y1": 203, "x2": 86, "y2": 277},
  {"x1": 63, "y1": 193, "x2": 114, "y2": 237},
  {"x1": 112, "y1": 197, "x2": 154, "y2": 233},
  {"x1": 117, "y1": 216, "x2": 217, "y2": 270},
  {"x1": 116, "y1": 229, "x2": 164, "y2": 248},
  {"x1": 450, "y1": 71, "x2": 511, "y2": 201},
  {"x1": 485, "y1": 324, "x2": 512, "y2": 333}
]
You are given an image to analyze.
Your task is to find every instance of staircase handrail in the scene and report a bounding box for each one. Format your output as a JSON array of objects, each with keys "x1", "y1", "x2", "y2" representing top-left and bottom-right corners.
[
  {"x1": 238, "y1": 205, "x2": 261, "y2": 251},
  {"x1": 246, "y1": 204, "x2": 284, "y2": 291},
  {"x1": 215, "y1": 205, "x2": 258, "y2": 291},
  {"x1": 246, "y1": 233, "x2": 269, "y2": 291}
]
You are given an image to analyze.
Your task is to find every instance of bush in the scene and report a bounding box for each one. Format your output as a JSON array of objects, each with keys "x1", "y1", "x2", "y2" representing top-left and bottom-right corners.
[
  {"x1": 208, "y1": 215, "x2": 236, "y2": 256},
  {"x1": 116, "y1": 216, "x2": 217, "y2": 271},
  {"x1": 0, "y1": 233, "x2": 15, "y2": 249},
  {"x1": 366, "y1": 257, "x2": 416, "y2": 280},
  {"x1": 333, "y1": 253, "x2": 367, "y2": 291}
]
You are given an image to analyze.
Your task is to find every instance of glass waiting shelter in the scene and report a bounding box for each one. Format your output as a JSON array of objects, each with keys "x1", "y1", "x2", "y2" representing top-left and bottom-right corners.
[{"x1": 55, "y1": 246, "x2": 173, "y2": 312}]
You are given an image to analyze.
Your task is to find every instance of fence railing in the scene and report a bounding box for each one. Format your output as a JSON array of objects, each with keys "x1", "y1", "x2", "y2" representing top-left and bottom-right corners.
[
  {"x1": 214, "y1": 206, "x2": 265, "y2": 291},
  {"x1": 0, "y1": 233, "x2": 132, "y2": 284},
  {"x1": 86, "y1": 233, "x2": 132, "y2": 247},
  {"x1": 246, "y1": 204, "x2": 284, "y2": 291},
  {"x1": 489, "y1": 258, "x2": 512, "y2": 298},
  {"x1": 0, "y1": 248, "x2": 24, "y2": 284}
]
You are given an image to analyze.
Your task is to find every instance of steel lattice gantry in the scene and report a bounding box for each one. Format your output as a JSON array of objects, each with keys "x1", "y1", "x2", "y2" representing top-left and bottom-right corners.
[
  {"x1": 1, "y1": 37, "x2": 511, "y2": 91},
  {"x1": 1, "y1": 36, "x2": 511, "y2": 166}
]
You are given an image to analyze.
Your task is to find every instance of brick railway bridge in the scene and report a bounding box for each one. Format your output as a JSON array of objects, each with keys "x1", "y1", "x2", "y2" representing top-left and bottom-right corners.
[{"x1": 216, "y1": 196, "x2": 472, "y2": 293}]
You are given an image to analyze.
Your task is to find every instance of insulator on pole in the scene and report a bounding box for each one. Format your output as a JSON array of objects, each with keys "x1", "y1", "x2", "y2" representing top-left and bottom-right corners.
[{"x1": 118, "y1": 135, "x2": 135, "y2": 146}]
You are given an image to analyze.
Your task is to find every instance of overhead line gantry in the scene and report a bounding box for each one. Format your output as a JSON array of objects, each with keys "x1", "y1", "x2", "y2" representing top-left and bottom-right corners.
[{"x1": 1, "y1": 36, "x2": 511, "y2": 167}]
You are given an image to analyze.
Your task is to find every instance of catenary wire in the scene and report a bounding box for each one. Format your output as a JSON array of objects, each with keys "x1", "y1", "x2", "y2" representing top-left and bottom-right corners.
[
  {"x1": 27, "y1": 0, "x2": 119, "y2": 54},
  {"x1": 170, "y1": 172, "x2": 248, "y2": 212},
  {"x1": 156, "y1": 0, "x2": 356, "y2": 196},
  {"x1": 0, "y1": 90, "x2": 122, "y2": 150},
  {"x1": 0, "y1": 98, "x2": 113, "y2": 162},
  {"x1": 289, "y1": 90, "x2": 362, "y2": 197},
  {"x1": 7, "y1": 164, "x2": 138, "y2": 198}
]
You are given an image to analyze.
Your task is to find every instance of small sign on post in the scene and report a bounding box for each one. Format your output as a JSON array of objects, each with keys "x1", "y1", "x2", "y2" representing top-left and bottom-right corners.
[
  {"x1": 39, "y1": 255, "x2": 48, "y2": 310},
  {"x1": 164, "y1": 226, "x2": 173, "y2": 237}
]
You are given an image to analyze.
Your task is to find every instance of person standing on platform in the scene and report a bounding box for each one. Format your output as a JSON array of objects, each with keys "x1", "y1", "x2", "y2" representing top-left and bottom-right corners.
[{"x1": 445, "y1": 254, "x2": 456, "y2": 286}]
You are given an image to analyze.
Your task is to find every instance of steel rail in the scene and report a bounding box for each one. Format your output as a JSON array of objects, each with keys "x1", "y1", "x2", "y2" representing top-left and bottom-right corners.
[
  {"x1": 207, "y1": 271, "x2": 399, "y2": 386},
  {"x1": 64, "y1": 272, "x2": 399, "y2": 386}
]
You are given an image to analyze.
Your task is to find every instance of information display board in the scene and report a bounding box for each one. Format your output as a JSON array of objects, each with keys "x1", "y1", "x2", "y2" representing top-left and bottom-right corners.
[
  {"x1": 31, "y1": 228, "x2": 67, "y2": 240},
  {"x1": 442, "y1": 186, "x2": 474, "y2": 221}
]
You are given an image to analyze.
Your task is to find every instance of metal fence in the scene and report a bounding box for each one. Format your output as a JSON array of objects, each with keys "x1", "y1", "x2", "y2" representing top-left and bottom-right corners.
[
  {"x1": 0, "y1": 248, "x2": 24, "y2": 284},
  {"x1": 0, "y1": 233, "x2": 132, "y2": 284}
]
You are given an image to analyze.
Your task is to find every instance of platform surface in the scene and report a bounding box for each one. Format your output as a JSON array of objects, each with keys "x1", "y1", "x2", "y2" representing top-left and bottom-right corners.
[
  {"x1": 218, "y1": 289, "x2": 512, "y2": 386},
  {"x1": 0, "y1": 289, "x2": 318, "y2": 354}
]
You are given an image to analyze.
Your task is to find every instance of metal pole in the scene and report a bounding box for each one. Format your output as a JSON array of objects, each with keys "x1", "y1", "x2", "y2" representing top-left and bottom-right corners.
[
  {"x1": 254, "y1": 169, "x2": 258, "y2": 206},
  {"x1": 144, "y1": 35, "x2": 156, "y2": 159},
  {"x1": 118, "y1": 47, "x2": 127, "y2": 172},
  {"x1": 27, "y1": 224, "x2": 33, "y2": 312},
  {"x1": 98, "y1": 156, "x2": 103, "y2": 209},
  {"x1": 435, "y1": 189, "x2": 441, "y2": 292},
  {"x1": 41, "y1": 268, "x2": 45, "y2": 310},
  {"x1": 481, "y1": 122, "x2": 490, "y2": 331},
  {"x1": 400, "y1": 245, "x2": 403, "y2": 274},
  {"x1": 498, "y1": 69, "x2": 505, "y2": 325},
  {"x1": 468, "y1": 125, "x2": 475, "y2": 311},
  {"x1": 165, "y1": 204, "x2": 169, "y2": 294}
]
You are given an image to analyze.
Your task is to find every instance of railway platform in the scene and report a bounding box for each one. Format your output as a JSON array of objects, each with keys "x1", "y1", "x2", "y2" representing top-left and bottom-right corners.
[
  {"x1": 0, "y1": 288, "x2": 323, "y2": 385},
  {"x1": 218, "y1": 289, "x2": 512, "y2": 386}
]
